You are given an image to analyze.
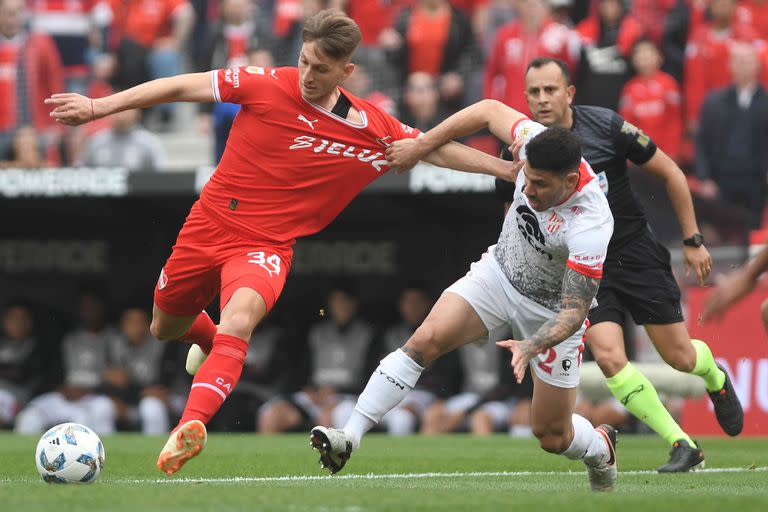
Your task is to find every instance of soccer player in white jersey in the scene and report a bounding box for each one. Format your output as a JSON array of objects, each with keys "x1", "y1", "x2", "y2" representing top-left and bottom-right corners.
[{"x1": 310, "y1": 100, "x2": 618, "y2": 492}]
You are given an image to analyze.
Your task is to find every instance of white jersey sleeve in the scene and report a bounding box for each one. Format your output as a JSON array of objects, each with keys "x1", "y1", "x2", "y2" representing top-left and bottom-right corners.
[{"x1": 511, "y1": 118, "x2": 547, "y2": 161}]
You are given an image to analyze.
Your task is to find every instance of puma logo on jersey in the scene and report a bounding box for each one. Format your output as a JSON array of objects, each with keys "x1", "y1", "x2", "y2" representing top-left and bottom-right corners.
[
  {"x1": 269, "y1": 69, "x2": 278, "y2": 80},
  {"x1": 289, "y1": 135, "x2": 389, "y2": 172},
  {"x1": 297, "y1": 115, "x2": 318, "y2": 130}
]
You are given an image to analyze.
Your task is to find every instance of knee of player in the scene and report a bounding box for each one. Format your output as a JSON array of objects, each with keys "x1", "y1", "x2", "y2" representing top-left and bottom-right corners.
[
  {"x1": 664, "y1": 346, "x2": 696, "y2": 373},
  {"x1": 404, "y1": 323, "x2": 446, "y2": 365},
  {"x1": 592, "y1": 348, "x2": 628, "y2": 377},
  {"x1": 219, "y1": 310, "x2": 258, "y2": 339}
]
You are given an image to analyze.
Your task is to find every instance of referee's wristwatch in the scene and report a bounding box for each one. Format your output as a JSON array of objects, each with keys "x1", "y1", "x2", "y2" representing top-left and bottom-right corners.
[{"x1": 683, "y1": 233, "x2": 704, "y2": 248}]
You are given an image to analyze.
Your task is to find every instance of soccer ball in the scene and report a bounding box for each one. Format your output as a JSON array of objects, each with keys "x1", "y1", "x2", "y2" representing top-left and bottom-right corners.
[{"x1": 35, "y1": 423, "x2": 105, "y2": 484}]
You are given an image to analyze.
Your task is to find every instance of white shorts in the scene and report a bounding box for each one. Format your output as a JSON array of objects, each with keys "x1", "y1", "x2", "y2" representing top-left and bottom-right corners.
[{"x1": 445, "y1": 252, "x2": 585, "y2": 388}]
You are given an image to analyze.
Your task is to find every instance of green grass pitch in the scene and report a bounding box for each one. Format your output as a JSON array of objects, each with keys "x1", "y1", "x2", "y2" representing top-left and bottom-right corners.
[{"x1": 2, "y1": 433, "x2": 767, "y2": 511}]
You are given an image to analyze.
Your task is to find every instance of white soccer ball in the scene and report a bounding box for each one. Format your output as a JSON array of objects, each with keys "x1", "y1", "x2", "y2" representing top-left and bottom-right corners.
[{"x1": 35, "y1": 423, "x2": 105, "y2": 484}]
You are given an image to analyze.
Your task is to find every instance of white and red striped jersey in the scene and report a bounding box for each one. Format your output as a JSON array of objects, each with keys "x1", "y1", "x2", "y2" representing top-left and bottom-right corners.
[{"x1": 492, "y1": 120, "x2": 614, "y2": 311}]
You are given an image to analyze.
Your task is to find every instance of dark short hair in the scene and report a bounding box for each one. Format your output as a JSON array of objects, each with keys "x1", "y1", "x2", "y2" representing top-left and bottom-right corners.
[
  {"x1": 526, "y1": 57, "x2": 572, "y2": 85},
  {"x1": 302, "y1": 9, "x2": 362, "y2": 61},
  {"x1": 526, "y1": 127, "x2": 582, "y2": 175}
]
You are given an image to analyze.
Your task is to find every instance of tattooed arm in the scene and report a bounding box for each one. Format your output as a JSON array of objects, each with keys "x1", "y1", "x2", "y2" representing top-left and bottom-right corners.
[{"x1": 497, "y1": 267, "x2": 600, "y2": 382}]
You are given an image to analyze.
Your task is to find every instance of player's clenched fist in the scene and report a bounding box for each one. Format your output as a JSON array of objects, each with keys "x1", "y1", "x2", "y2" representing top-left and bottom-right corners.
[
  {"x1": 45, "y1": 93, "x2": 97, "y2": 126},
  {"x1": 385, "y1": 138, "x2": 427, "y2": 173}
]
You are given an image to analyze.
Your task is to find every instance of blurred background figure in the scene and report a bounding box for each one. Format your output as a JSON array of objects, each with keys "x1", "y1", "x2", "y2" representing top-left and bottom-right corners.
[
  {"x1": 103, "y1": 306, "x2": 172, "y2": 434},
  {"x1": 15, "y1": 289, "x2": 119, "y2": 434},
  {"x1": 258, "y1": 281, "x2": 377, "y2": 433},
  {"x1": 420, "y1": 342, "x2": 527, "y2": 435},
  {"x1": 574, "y1": 0, "x2": 644, "y2": 111},
  {"x1": 695, "y1": 42, "x2": 768, "y2": 229},
  {"x1": 107, "y1": 0, "x2": 195, "y2": 130},
  {"x1": 384, "y1": 0, "x2": 475, "y2": 109},
  {"x1": 0, "y1": 300, "x2": 43, "y2": 429},
  {"x1": 620, "y1": 39, "x2": 682, "y2": 162},
  {"x1": 28, "y1": 0, "x2": 112, "y2": 95},
  {"x1": 683, "y1": 0, "x2": 766, "y2": 134},
  {"x1": 79, "y1": 108, "x2": 167, "y2": 171},
  {"x1": 485, "y1": 0, "x2": 578, "y2": 114},
  {"x1": 0, "y1": 0, "x2": 64, "y2": 159},
  {"x1": 379, "y1": 285, "x2": 461, "y2": 435},
  {"x1": 0, "y1": 126, "x2": 45, "y2": 169},
  {"x1": 400, "y1": 72, "x2": 447, "y2": 132}
]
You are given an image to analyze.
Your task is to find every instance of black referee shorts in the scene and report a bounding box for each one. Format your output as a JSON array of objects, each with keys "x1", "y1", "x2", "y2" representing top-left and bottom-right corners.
[{"x1": 588, "y1": 229, "x2": 684, "y2": 326}]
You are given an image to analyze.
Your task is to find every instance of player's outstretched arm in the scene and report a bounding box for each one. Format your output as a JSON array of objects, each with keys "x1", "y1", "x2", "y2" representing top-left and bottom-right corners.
[
  {"x1": 702, "y1": 245, "x2": 768, "y2": 322},
  {"x1": 497, "y1": 268, "x2": 599, "y2": 383},
  {"x1": 641, "y1": 148, "x2": 712, "y2": 285},
  {"x1": 419, "y1": 141, "x2": 520, "y2": 181},
  {"x1": 385, "y1": 99, "x2": 528, "y2": 170},
  {"x1": 46, "y1": 72, "x2": 214, "y2": 126}
]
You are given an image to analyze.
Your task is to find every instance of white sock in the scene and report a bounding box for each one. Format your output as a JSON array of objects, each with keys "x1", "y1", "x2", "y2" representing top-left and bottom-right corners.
[
  {"x1": 344, "y1": 349, "x2": 424, "y2": 448},
  {"x1": 561, "y1": 414, "x2": 608, "y2": 467}
]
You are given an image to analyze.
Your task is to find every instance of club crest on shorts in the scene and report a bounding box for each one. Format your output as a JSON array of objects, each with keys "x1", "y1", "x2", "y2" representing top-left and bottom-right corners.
[{"x1": 157, "y1": 269, "x2": 168, "y2": 290}]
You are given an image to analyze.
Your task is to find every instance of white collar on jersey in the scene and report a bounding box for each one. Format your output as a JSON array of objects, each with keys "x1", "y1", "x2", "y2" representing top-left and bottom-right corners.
[{"x1": 302, "y1": 94, "x2": 368, "y2": 129}]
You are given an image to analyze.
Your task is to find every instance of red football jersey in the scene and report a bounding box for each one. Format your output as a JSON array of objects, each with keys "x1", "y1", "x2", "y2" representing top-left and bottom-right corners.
[{"x1": 201, "y1": 66, "x2": 420, "y2": 244}]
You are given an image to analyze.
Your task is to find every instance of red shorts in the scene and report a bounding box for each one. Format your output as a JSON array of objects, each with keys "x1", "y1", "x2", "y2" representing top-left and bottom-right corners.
[{"x1": 154, "y1": 202, "x2": 293, "y2": 317}]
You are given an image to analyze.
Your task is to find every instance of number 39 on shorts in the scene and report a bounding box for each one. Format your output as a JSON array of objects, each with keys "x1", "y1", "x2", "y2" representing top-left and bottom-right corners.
[{"x1": 247, "y1": 251, "x2": 282, "y2": 277}]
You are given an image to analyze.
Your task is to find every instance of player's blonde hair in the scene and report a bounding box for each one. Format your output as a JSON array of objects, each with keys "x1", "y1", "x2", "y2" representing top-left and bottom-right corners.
[{"x1": 302, "y1": 9, "x2": 362, "y2": 61}]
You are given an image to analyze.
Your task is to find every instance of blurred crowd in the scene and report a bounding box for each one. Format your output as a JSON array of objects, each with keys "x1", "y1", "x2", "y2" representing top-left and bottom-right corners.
[
  {"x1": 0, "y1": 281, "x2": 644, "y2": 436},
  {"x1": 1, "y1": 0, "x2": 768, "y2": 228}
]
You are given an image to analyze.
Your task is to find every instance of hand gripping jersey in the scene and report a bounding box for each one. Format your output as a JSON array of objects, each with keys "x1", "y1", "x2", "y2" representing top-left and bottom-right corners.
[
  {"x1": 201, "y1": 66, "x2": 420, "y2": 244},
  {"x1": 493, "y1": 120, "x2": 614, "y2": 311}
]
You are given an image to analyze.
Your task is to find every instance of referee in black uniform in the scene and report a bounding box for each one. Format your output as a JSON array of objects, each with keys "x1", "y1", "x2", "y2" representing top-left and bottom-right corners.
[{"x1": 499, "y1": 57, "x2": 744, "y2": 473}]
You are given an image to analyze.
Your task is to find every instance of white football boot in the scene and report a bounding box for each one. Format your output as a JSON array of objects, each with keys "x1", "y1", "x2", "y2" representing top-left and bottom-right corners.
[
  {"x1": 185, "y1": 344, "x2": 207, "y2": 376},
  {"x1": 587, "y1": 424, "x2": 618, "y2": 492},
  {"x1": 310, "y1": 426, "x2": 354, "y2": 474}
]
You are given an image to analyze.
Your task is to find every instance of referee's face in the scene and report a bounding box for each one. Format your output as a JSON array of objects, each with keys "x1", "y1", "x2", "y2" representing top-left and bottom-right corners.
[{"x1": 524, "y1": 63, "x2": 574, "y2": 128}]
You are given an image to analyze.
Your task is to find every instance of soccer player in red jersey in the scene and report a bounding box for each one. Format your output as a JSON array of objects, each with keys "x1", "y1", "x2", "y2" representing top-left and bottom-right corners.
[{"x1": 45, "y1": 9, "x2": 514, "y2": 476}]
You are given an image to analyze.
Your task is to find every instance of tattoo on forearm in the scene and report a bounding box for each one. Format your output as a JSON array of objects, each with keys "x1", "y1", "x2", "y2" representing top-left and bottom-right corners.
[
  {"x1": 528, "y1": 268, "x2": 600, "y2": 354},
  {"x1": 401, "y1": 346, "x2": 426, "y2": 366}
]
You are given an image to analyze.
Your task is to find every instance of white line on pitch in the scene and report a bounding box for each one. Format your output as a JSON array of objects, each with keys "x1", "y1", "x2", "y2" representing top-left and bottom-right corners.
[{"x1": 111, "y1": 466, "x2": 768, "y2": 485}]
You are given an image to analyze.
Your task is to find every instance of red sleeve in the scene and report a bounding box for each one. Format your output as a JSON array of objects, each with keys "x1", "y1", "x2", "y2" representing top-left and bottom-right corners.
[
  {"x1": 566, "y1": 259, "x2": 603, "y2": 279},
  {"x1": 212, "y1": 66, "x2": 286, "y2": 105}
]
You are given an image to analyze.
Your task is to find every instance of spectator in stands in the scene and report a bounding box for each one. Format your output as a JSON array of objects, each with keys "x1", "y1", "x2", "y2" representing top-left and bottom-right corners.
[
  {"x1": 342, "y1": 62, "x2": 398, "y2": 116},
  {"x1": 0, "y1": 126, "x2": 45, "y2": 169},
  {"x1": 620, "y1": 39, "x2": 682, "y2": 161},
  {"x1": 384, "y1": 0, "x2": 475, "y2": 107},
  {"x1": 208, "y1": 320, "x2": 287, "y2": 432},
  {"x1": 0, "y1": 300, "x2": 43, "y2": 429},
  {"x1": 684, "y1": 0, "x2": 766, "y2": 133},
  {"x1": 28, "y1": 0, "x2": 112, "y2": 95},
  {"x1": 79, "y1": 108, "x2": 167, "y2": 171},
  {"x1": 484, "y1": 0, "x2": 578, "y2": 114},
  {"x1": 574, "y1": 0, "x2": 644, "y2": 111},
  {"x1": 104, "y1": 307, "x2": 171, "y2": 434},
  {"x1": 400, "y1": 72, "x2": 448, "y2": 132},
  {"x1": 0, "y1": 0, "x2": 64, "y2": 158},
  {"x1": 257, "y1": 282, "x2": 377, "y2": 432},
  {"x1": 695, "y1": 42, "x2": 768, "y2": 229},
  {"x1": 739, "y1": 0, "x2": 768, "y2": 40},
  {"x1": 378, "y1": 285, "x2": 462, "y2": 435},
  {"x1": 107, "y1": 0, "x2": 195, "y2": 129},
  {"x1": 331, "y1": 0, "x2": 409, "y2": 49},
  {"x1": 15, "y1": 289, "x2": 119, "y2": 434},
  {"x1": 197, "y1": 0, "x2": 262, "y2": 163},
  {"x1": 420, "y1": 342, "x2": 510, "y2": 434}
]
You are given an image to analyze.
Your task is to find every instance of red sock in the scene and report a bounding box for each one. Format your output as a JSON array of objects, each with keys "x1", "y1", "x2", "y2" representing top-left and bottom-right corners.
[
  {"x1": 177, "y1": 333, "x2": 247, "y2": 428},
  {"x1": 181, "y1": 311, "x2": 216, "y2": 354}
]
